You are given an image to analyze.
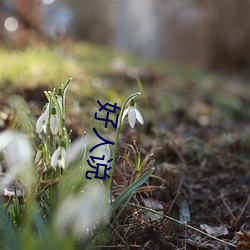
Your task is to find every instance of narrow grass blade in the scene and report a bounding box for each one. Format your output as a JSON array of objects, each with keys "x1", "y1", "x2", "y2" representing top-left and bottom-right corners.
[
  {"x1": 112, "y1": 192, "x2": 133, "y2": 225},
  {"x1": 112, "y1": 167, "x2": 154, "y2": 211}
]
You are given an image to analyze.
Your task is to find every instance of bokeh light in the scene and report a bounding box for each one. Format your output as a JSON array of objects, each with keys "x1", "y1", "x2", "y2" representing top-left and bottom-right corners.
[
  {"x1": 50, "y1": 24, "x2": 67, "y2": 40},
  {"x1": 4, "y1": 17, "x2": 19, "y2": 32},
  {"x1": 41, "y1": 0, "x2": 55, "y2": 5}
]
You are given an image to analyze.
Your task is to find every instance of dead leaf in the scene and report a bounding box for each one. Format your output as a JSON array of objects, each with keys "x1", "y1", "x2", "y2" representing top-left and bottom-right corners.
[
  {"x1": 142, "y1": 198, "x2": 164, "y2": 221},
  {"x1": 237, "y1": 231, "x2": 250, "y2": 248},
  {"x1": 200, "y1": 224, "x2": 229, "y2": 237},
  {"x1": 143, "y1": 198, "x2": 163, "y2": 211}
]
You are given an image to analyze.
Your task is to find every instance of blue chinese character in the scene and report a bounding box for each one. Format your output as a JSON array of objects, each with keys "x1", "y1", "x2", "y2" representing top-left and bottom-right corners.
[
  {"x1": 86, "y1": 155, "x2": 113, "y2": 180},
  {"x1": 94, "y1": 100, "x2": 121, "y2": 128},
  {"x1": 89, "y1": 127, "x2": 115, "y2": 153}
]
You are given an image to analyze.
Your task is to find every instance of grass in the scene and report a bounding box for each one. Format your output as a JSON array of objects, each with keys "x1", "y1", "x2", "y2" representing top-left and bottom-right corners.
[
  {"x1": 0, "y1": 41, "x2": 208, "y2": 86},
  {"x1": 0, "y1": 42, "x2": 131, "y2": 87}
]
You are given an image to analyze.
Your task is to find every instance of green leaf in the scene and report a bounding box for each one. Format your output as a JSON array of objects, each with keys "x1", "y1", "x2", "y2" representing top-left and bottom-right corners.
[
  {"x1": 112, "y1": 192, "x2": 133, "y2": 225},
  {"x1": 62, "y1": 78, "x2": 72, "y2": 98},
  {"x1": 0, "y1": 208, "x2": 21, "y2": 250},
  {"x1": 135, "y1": 152, "x2": 141, "y2": 173},
  {"x1": 32, "y1": 207, "x2": 46, "y2": 237},
  {"x1": 179, "y1": 199, "x2": 191, "y2": 222},
  {"x1": 112, "y1": 167, "x2": 154, "y2": 211}
]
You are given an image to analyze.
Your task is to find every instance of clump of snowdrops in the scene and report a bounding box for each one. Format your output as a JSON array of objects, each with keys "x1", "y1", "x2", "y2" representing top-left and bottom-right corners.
[{"x1": 0, "y1": 79, "x2": 154, "y2": 249}]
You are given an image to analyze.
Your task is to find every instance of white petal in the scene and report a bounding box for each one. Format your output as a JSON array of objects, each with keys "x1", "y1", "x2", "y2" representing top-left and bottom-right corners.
[
  {"x1": 50, "y1": 114, "x2": 59, "y2": 135},
  {"x1": 135, "y1": 109, "x2": 144, "y2": 125},
  {"x1": 55, "y1": 182, "x2": 108, "y2": 240},
  {"x1": 6, "y1": 133, "x2": 32, "y2": 170},
  {"x1": 37, "y1": 104, "x2": 50, "y2": 133},
  {"x1": 0, "y1": 130, "x2": 13, "y2": 151},
  {"x1": 61, "y1": 148, "x2": 67, "y2": 161},
  {"x1": 128, "y1": 108, "x2": 136, "y2": 128},
  {"x1": 35, "y1": 150, "x2": 42, "y2": 164},
  {"x1": 44, "y1": 104, "x2": 50, "y2": 119},
  {"x1": 68, "y1": 137, "x2": 87, "y2": 163},
  {"x1": 51, "y1": 147, "x2": 61, "y2": 168},
  {"x1": 36, "y1": 113, "x2": 45, "y2": 133},
  {"x1": 57, "y1": 96, "x2": 63, "y2": 112},
  {"x1": 41, "y1": 122, "x2": 47, "y2": 134},
  {"x1": 1, "y1": 131, "x2": 33, "y2": 190},
  {"x1": 60, "y1": 148, "x2": 67, "y2": 169},
  {"x1": 58, "y1": 159, "x2": 65, "y2": 169},
  {"x1": 121, "y1": 107, "x2": 129, "y2": 120}
]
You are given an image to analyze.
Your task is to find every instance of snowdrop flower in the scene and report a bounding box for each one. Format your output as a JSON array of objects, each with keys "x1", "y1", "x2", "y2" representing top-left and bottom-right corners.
[
  {"x1": 36, "y1": 103, "x2": 50, "y2": 133},
  {"x1": 67, "y1": 134, "x2": 110, "y2": 167},
  {"x1": 67, "y1": 135, "x2": 87, "y2": 164},
  {"x1": 50, "y1": 106, "x2": 60, "y2": 135},
  {"x1": 35, "y1": 143, "x2": 43, "y2": 165},
  {"x1": 54, "y1": 181, "x2": 109, "y2": 241},
  {"x1": 51, "y1": 142, "x2": 67, "y2": 169},
  {"x1": 122, "y1": 99, "x2": 144, "y2": 128},
  {"x1": 0, "y1": 130, "x2": 33, "y2": 190},
  {"x1": 57, "y1": 95, "x2": 63, "y2": 112},
  {"x1": 56, "y1": 87, "x2": 63, "y2": 111}
]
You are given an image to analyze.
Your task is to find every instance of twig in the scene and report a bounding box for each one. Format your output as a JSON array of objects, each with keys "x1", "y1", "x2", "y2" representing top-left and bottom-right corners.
[
  {"x1": 184, "y1": 221, "x2": 187, "y2": 250},
  {"x1": 129, "y1": 203, "x2": 237, "y2": 249},
  {"x1": 233, "y1": 192, "x2": 250, "y2": 227},
  {"x1": 89, "y1": 244, "x2": 141, "y2": 248},
  {"x1": 34, "y1": 179, "x2": 59, "y2": 198},
  {"x1": 221, "y1": 190, "x2": 236, "y2": 221},
  {"x1": 166, "y1": 178, "x2": 183, "y2": 215}
]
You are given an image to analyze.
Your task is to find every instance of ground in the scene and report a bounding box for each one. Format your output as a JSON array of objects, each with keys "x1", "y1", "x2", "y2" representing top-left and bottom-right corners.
[{"x1": 0, "y1": 42, "x2": 249, "y2": 249}]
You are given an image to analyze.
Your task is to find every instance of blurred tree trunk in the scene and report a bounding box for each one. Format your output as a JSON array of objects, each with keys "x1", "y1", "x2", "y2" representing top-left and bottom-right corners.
[
  {"x1": 16, "y1": 0, "x2": 41, "y2": 31},
  {"x1": 67, "y1": 0, "x2": 113, "y2": 44},
  {"x1": 15, "y1": 0, "x2": 42, "y2": 45},
  {"x1": 204, "y1": 0, "x2": 250, "y2": 71}
]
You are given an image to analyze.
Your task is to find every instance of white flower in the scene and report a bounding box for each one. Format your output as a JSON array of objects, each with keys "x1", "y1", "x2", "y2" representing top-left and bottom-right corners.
[
  {"x1": 57, "y1": 95, "x2": 63, "y2": 111},
  {"x1": 0, "y1": 130, "x2": 33, "y2": 190},
  {"x1": 54, "y1": 182, "x2": 109, "y2": 241},
  {"x1": 67, "y1": 134, "x2": 110, "y2": 166},
  {"x1": 51, "y1": 145, "x2": 67, "y2": 169},
  {"x1": 35, "y1": 144, "x2": 43, "y2": 164},
  {"x1": 50, "y1": 106, "x2": 60, "y2": 135},
  {"x1": 36, "y1": 104, "x2": 50, "y2": 133},
  {"x1": 122, "y1": 99, "x2": 144, "y2": 128},
  {"x1": 35, "y1": 149, "x2": 42, "y2": 164}
]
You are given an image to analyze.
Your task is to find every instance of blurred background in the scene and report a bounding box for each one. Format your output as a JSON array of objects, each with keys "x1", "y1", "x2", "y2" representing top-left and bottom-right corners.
[
  {"x1": 0, "y1": 2, "x2": 250, "y2": 249},
  {"x1": 1, "y1": 0, "x2": 250, "y2": 73}
]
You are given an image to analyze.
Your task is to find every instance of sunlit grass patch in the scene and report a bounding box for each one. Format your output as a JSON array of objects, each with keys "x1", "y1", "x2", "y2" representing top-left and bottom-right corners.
[{"x1": 0, "y1": 44, "x2": 85, "y2": 86}]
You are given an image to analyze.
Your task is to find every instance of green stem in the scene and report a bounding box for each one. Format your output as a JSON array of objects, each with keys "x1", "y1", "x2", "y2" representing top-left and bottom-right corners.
[
  {"x1": 52, "y1": 134, "x2": 56, "y2": 152},
  {"x1": 44, "y1": 95, "x2": 53, "y2": 164},
  {"x1": 106, "y1": 92, "x2": 141, "y2": 197},
  {"x1": 61, "y1": 78, "x2": 72, "y2": 127}
]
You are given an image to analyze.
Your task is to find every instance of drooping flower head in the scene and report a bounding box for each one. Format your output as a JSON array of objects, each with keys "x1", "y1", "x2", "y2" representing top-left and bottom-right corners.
[
  {"x1": 51, "y1": 140, "x2": 67, "y2": 170},
  {"x1": 54, "y1": 181, "x2": 109, "y2": 241},
  {"x1": 50, "y1": 106, "x2": 59, "y2": 135},
  {"x1": 35, "y1": 143, "x2": 43, "y2": 165},
  {"x1": 122, "y1": 99, "x2": 144, "y2": 128},
  {"x1": 36, "y1": 103, "x2": 50, "y2": 134},
  {"x1": 0, "y1": 130, "x2": 33, "y2": 190}
]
